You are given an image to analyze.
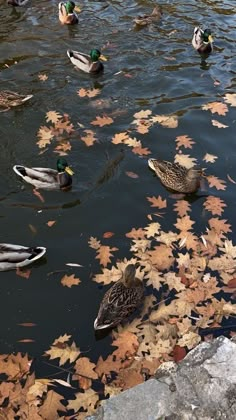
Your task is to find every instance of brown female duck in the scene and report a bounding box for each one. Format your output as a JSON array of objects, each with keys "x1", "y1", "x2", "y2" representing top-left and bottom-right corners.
[
  {"x1": 94, "y1": 264, "x2": 144, "y2": 330},
  {"x1": 134, "y1": 6, "x2": 162, "y2": 27},
  {"x1": 148, "y1": 158, "x2": 202, "y2": 194}
]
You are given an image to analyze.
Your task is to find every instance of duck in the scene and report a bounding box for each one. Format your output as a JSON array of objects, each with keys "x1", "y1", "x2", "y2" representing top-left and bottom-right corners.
[
  {"x1": 13, "y1": 158, "x2": 74, "y2": 190},
  {"x1": 58, "y1": 1, "x2": 79, "y2": 25},
  {"x1": 134, "y1": 5, "x2": 162, "y2": 26},
  {"x1": 67, "y1": 49, "x2": 107, "y2": 74},
  {"x1": 94, "y1": 264, "x2": 144, "y2": 330},
  {"x1": 0, "y1": 90, "x2": 33, "y2": 112},
  {"x1": 0, "y1": 243, "x2": 46, "y2": 272},
  {"x1": 148, "y1": 158, "x2": 202, "y2": 194},
  {"x1": 192, "y1": 27, "x2": 214, "y2": 54},
  {"x1": 7, "y1": 0, "x2": 30, "y2": 6}
]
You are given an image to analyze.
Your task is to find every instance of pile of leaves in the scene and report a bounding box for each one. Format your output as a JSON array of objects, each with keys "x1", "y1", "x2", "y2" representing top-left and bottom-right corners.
[{"x1": 1, "y1": 88, "x2": 236, "y2": 418}]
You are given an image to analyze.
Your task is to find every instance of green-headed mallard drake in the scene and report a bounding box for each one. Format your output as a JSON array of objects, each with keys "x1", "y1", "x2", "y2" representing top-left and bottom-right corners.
[
  {"x1": 7, "y1": 0, "x2": 30, "y2": 5},
  {"x1": 0, "y1": 90, "x2": 33, "y2": 112},
  {"x1": 192, "y1": 27, "x2": 214, "y2": 54},
  {"x1": 0, "y1": 243, "x2": 46, "y2": 272},
  {"x1": 148, "y1": 158, "x2": 202, "y2": 194},
  {"x1": 134, "y1": 6, "x2": 162, "y2": 26},
  {"x1": 67, "y1": 49, "x2": 107, "y2": 74},
  {"x1": 59, "y1": 1, "x2": 79, "y2": 25},
  {"x1": 94, "y1": 264, "x2": 144, "y2": 330},
  {"x1": 13, "y1": 158, "x2": 74, "y2": 190}
]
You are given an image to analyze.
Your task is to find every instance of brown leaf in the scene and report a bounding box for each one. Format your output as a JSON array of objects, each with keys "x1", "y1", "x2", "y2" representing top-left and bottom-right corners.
[
  {"x1": 88, "y1": 236, "x2": 101, "y2": 250},
  {"x1": 73, "y1": 357, "x2": 98, "y2": 380},
  {"x1": 203, "y1": 196, "x2": 226, "y2": 216},
  {"x1": 227, "y1": 278, "x2": 236, "y2": 288},
  {"x1": 151, "y1": 114, "x2": 178, "y2": 128},
  {"x1": 133, "y1": 110, "x2": 152, "y2": 119},
  {"x1": 16, "y1": 268, "x2": 31, "y2": 279},
  {"x1": 0, "y1": 353, "x2": 32, "y2": 380},
  {"x1": 125, "y1": 171, "x2": 139, "y2": 179},
  {"x1": 173, "y1": 201, "x2": 191, "y2": 217},
  {"x1": 81, "y1": 130, "x2": 97, "y2": 147},
  {"x1": 45, "y1": 341, "x2": 80, "y2": 365},
  {"x1": 147, "y1": 196, "x2": 167, "y2": 209},
  {"x1": 47, "y1": 220, "x2": 56, "y2": 227},
  {"x1": 173, "y1": 345, "x2": 187, "y2": 363},
  {"x1": 207, "y1": 175, "x2": 227, "y2": 191},
  {"x1": 103, "y1": 232, "x2": 115, "y2": 238},
  {"x1": 77, "y1": 88, "x2": 100, "y2": 98},
  {"x1": 202, "y1": 101, "x2": 228, "y2": 116},
  {"x1": 224, "y1": 93, "x2": 236, "y2": 107},
  {"x1": 112, "y1": 332, "x2": 139, "y2": 360},
  {"x1": 175, "y1": 135, "x2": 195, "y2": 150},
  {"x1": 208, "y1": 217, "x2": 232, "y2": 234},
  {"x1": 132, "y1": 146, "x2": 151, "y2": 156},
  {"x1": 91, "y1": 115, "x2": 114, "y2": 127},
  {"x1": 174, "y1": 154, "x2": 197, "y2": 169},
  {"x1": 203, "y1": 153, "x2": 218, "y2": 163},
  {"x1": 46, "y1": 111, "x2": 62, "y2": 124},
  {"x1": 38, "y1": 73, "x2": 48, "y2": 81},
  {"x1": 67, "y1": 389, "x2": 99, "y2": 417},
  {"x1": 113, "y1": 367, "x2": 143, "y2": 390},
  {"x1": 37, "y1": 126, "x2": 54, "y2": 148},
  {"x1": 39, "y1": 389, "x2": 65, "y2": 419},
  {"x1": 211, "y1": 119, "x2": 228, "y2": 128},
  {"x1": 175, "y1": 216, "x2": 195, "y2": 232},
  {"x1": 61, "y1": 274, "x2": 81, "y2": 288},
  {"x1": 125, "y1": 227, "x2": 145, "y2": 239},
  {"x1": 96, "y1": 245, "x2": 118, "y2": 267},
  {"x1": 112, "y1": 132, "x2": 129, "y2": 145}
]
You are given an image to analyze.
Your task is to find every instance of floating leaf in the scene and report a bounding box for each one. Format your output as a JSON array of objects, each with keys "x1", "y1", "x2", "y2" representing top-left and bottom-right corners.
[
  {"x1": 224, "y1": 93, "x2": 236, "y2": 107},
  {"x1": 126, "y1": 171, "x2": 139, "y2": 179},
  {"x1": 61, "y1": 274, "x2": 81, "y2": 288},
  {"x1": 81, "y1": 129, "x2": 97, "y2": 147},
  {"x1": 46, "y1": 111, "x2": 62, "y2": 124},
  {"x1": 77, "y1": 88, "x2": 100, "y2": 98},
  {"x1": 147, "y1": 196, "x2": 167, "y2": 209},
  {"x1": 175, "y1": 135, "x2": 195, "y2": 150},
  {"x1": 203, "y1": 153, "x2": 218, "y2": 163},
  {"x1": 38, "y1": 73, "x2": 48, "y2": 81},
  {"x1": 202, "y1": 101, "x2": 228, "y2": 116},
  {"x1": 207, "y1": 175, "x2": 227, "y2": 191},
  {"x1": 91, "y1": 115, "x2": 114, "y2": 127},
  {"x1": 47, "y1": 220, "x2": 56, "y2": 227}
]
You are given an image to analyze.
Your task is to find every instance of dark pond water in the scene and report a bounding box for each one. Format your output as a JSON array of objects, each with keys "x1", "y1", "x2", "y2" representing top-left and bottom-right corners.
[{"x1": 0, "y1": 0, "x2": 236, "y2": 376}]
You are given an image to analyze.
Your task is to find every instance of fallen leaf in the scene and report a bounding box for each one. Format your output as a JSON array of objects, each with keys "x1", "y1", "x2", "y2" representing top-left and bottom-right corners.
[
  {"x1": 46, "y1": 111, "x2": 62, "y2": 124},
  {"x1": 133, "y1": 110, "x2": 152, "y2": 119},
  {"x1": 37, "y1": 126, "x2": 54, "y2": 148},
  {"x1": 112, "y1": 132, "x2": 129, "y2": 145},
  {"x1": 126, "y1": 171, "x2": 139, "y2": 179},
  {"x1": 173, "y1": 201, "x2": 191, "y2": 217},
  {"x1": 211, "y1": 119, "x2": 228, "y2": 128},
  {"x1": 175, "y1": 216, "x2": 195, "y2": 232},
  {"x1": 175, "y1": 135, "x2": 195, "y2": 150},
  {"x1": 45, "y1": 341, "x2": 80, "y2": 365},
  {"x1": 39, "y1": 390, "x2": 65, "y2": 419},
  {"x1": 151, "y1": 114, "x2": 178, "y2": 128},
  {"x1": 96, "y1": 245, "x2": 118, "y2": 267},
  {"x1": 38, "y1": 74, "x2": 48, "y2": 81},
  {"x1": 203, "y1": 196, "x2": 226, "y2": 216},
  {"x1": 103, "y1": 232, "x2": 115, "y2": 238},
  {"x1": 147, "y1": 196, "x2": 167, "y2": 209},
  {"x1": 16, "y1": 268, "x2": 31, "y2": 279},
  {"x1": 202, "y1": 101, "x2": 228, "y2": 116},
  {"x1": 207, "y1": 175, "x2": 227, "y2": 191},
  {"x1": 224, "y1": 93, "x2": 236, "y2": 107},
  {"x1": 73, "y1": 357, "x2": 98, "y2": 380},
  {"x1": 61, "y1": 274, "x2": 81, "y2": 288},
  {"x1": 88, "y1": 237, "x2": 101, "y2": 250},
  {"x1": 77, "y1": 88, "x2": 100, "y2": 98},
  {"x1": 81, "y1": 130, "x2": 97, "y2": 147},
  {"x1": 203, "y1": 153, "x2": 218, "y2": 163},
  {"x1": 47, "y1": 220, "x2": 56, "y2": 227},
  {"x1": 173, "y1": 345, "x2": 187, "y2": 362},
  {"x1": 208, "y1": 217, "x2": 232, "y2": 234},
  {"x1": 91, "y1": 115, "x2": 114, "y2": 127},
  {"x1": 174, "y1": 154, "x2": 197, "y2": 169},
  {"x1": 125, "y1": 228, "x2": 145, "y2": 239},
  {"x1": 132, "y1": 146, "x2": 151, "y2": 156}
]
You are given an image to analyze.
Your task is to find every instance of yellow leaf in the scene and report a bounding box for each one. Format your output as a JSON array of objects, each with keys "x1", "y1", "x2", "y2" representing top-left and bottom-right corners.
[{"x1": 45, "y1": 341, "x2": 80, "y2": 366}]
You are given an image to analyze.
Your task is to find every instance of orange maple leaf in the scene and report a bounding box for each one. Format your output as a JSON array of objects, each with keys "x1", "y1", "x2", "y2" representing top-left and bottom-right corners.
[
  {"x1": 147, "y1": 196, "x2": 167, "y2": 209},
  {"x1": 173, "y1": 200, "x2": 191, "y2": 217},
  {"x1": 207, "y1": 175, "x2": 227, "y2": 191},
  {"x1": 96, "y1": 245, "x2": 118, "y2": 267},
  {"x1": 203, "y1": 196, "x2": 227, "y2": 216},
  {"x1": 175, "y1": 216, "x2": 195, "y2": 232},
  {"x1": 91, "y1": 115, "x2": 114, "y2": 127},
  {"x1": 175, "y1": 135, "x2": 195, "y2": 150},
  {"x1": 132, "y1": 146, "x2": 151, "y2": 156},
  {"x1": 202, "y1": 101, "x2": 228, "y2": 116},
  {"x1": 208, "y1": 218, "x2": 232, "y2": 234}
]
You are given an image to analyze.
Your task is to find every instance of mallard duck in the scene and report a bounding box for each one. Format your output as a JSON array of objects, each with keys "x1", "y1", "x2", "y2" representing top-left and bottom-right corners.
[
  {"x1": 59, "y1": 1, "x2": 79, "y2": 25},
  {"x1": 7, "y1": 0, "x2": 30, "y2": 5},
  {"x1": 0, "y1": 90, "x2": 33, "y2": 112},
  {"x1": 94, "y1": 264, "x2": 144, "y2": 330},
  {"x1": 0, "y1": 243, "x2": 46, "y2": 272},
  {"x1": 148, "y1": 158, "x2": 202, "y2": 194},
  {"x1": 67, "y1": 49, "x2": 107, "y2": 74},
  {"x1": 134, "y1": 6, "x2": 162, "y2": 26},
  {"x1": 192, "y1": 27, "x2": 214, "y2": 54},
  {"x1": 13, "y1": 158, "x2": 74, "y2": 190}
]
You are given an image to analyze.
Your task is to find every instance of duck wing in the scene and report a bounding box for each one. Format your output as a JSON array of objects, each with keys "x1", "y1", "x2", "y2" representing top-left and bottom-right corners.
[
  {"x1": 0, "y1": 244, "x2": 46, "y2": 271},
  {"x1": 13, "y1": 165, "x2": 59, "y2": 189},
  {"x1": 67, "y1": 50, "x2": 91, "y2": 72}
]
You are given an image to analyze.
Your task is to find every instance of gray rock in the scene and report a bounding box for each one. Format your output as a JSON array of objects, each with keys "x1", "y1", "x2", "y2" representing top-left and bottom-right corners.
[{"x1": 88, "y1": 336, "x2": 236, "y2": 420}]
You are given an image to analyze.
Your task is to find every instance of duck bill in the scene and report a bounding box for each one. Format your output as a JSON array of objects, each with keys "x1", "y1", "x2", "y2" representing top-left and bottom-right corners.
[
  {"x1": 208, "y1": 35, "x2": 214, "y2": 43},
  {"x1": 100, "y1": 54, "x2": 107, "y2": 62},
  {"x1": 65, "y1": 166, "x2": 74, "y2": 176}
]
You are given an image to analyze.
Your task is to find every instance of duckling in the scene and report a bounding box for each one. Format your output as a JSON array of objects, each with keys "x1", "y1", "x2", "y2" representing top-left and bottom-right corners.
[
  {"x1": 0, "y1": 243, "x2": 46, "y2": 271},
  {"x1": 192, "y1": 27, "x2": 214, "y2": 54},
  {"x1": 148, "y1": 158, "x2": 202, "y2": 194},
  {"x1": 59, "y1": 1, "x2": 79, "y2": 25},
  {"x1": 67, "y1": 49, "x2": 107, "y2": 74},
  {"x1": 0, "y1": 90, "x2": 33, "y2": 112},
  {"x1": 13, "y1": 158, "x2": 74, "y2": 190},
  {"x1": 7, "y1": 0, "x2": 30, "y2": 5},
  {"x1": 134, "y1": 5, "x2": 162, "y2": 27},
  {"x1": 94, "y1": 264, "x2": 144, "y2": 330}
]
